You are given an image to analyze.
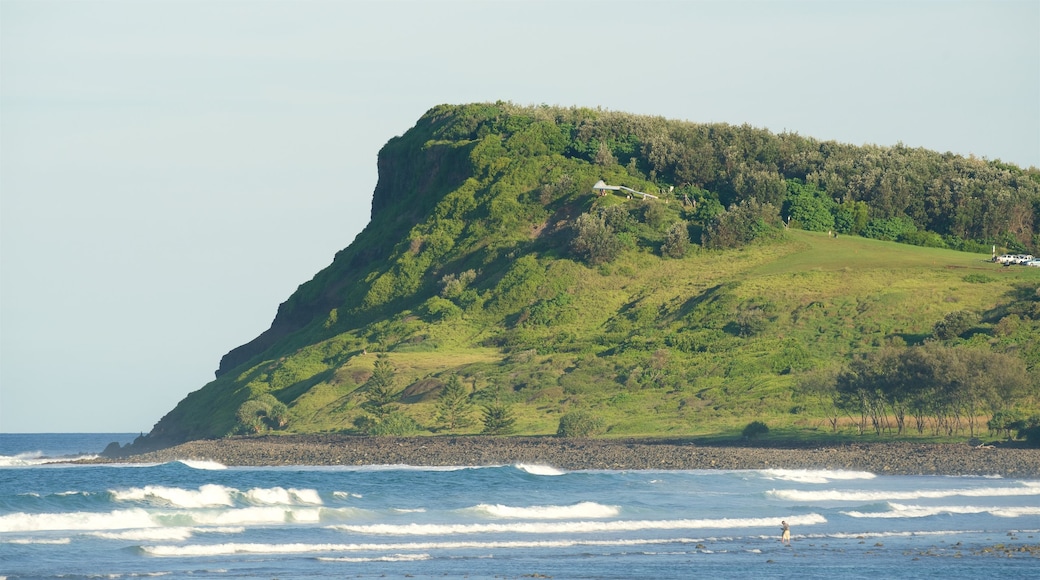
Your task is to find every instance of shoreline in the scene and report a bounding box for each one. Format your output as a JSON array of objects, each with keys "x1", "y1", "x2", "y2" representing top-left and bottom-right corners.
[{"x1": 83, "y1": 435, "x2": 1040, "y2": 477}]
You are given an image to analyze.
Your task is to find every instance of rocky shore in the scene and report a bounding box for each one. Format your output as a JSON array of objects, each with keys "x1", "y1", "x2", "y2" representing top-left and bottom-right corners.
[{"x1": 88, "y1": 435, "x2": 1040, "y2": 478}]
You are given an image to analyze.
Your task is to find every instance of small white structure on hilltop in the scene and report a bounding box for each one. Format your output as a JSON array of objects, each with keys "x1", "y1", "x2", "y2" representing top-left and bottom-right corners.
[{"x1": 592, "y1": 180, "x2": 658, "y2": 200}]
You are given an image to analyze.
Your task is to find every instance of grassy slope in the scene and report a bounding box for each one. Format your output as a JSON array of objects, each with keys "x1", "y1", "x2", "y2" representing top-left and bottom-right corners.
[{"x1": 169, "y1": 228, "x2": 1038, "y2": 440}]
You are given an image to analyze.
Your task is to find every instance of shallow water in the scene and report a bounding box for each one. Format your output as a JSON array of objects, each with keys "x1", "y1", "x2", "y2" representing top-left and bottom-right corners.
[{"x1": 2, "y1": 434, "x2": 1038, "y2": 579}]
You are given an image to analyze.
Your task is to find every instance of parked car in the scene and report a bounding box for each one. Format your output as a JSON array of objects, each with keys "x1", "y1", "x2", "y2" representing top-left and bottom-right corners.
[{"x1": 1025, "y1": 259, "x2": 1040, "y2": 268}]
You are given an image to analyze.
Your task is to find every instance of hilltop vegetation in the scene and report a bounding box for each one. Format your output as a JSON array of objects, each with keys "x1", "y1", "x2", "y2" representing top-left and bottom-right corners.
[{"x1": 144, "y1": 103, "x2": 1040, "y2": 446}]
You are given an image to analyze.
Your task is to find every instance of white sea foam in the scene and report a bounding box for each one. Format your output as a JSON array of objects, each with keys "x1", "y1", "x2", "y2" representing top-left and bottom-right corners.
[
  {"x1": 3, "y1": 537, "x2": 71, "y2": 545},
  {"x1": 92, "y1": 527, "x2": 196, "y2": 541},
  {"x1": 843, "y1": 502, "x2": 1040, "y2": 519},
  {"x1": 0, "y1": 508, "x2": 157, "y2": 532},
  {"x1": 759, "y1": 469, "x2": 876, "y2": 484},
  {"x1": 0, "y1": 452, "x2": 98, "y2": 467},
  {"x1": 174, "y1": 459, "x2": 227, "y2": 470},
  {"x1": 328, "y1": 513, "x2": 827, "y2": 536},
  {"x1": 110, "y1": 484, "x2": 324, "y2": 508},
  {"x1": 769, "y1": 482, "x2": 1040, "y2": 502},
  {"x1": 142, "y1": 536, "x2": 711, "y2": 557},
  {"x1": 332, "y1": 491, "x2": 362, "y2": 500},
  {"x1": 317, "y1": 553, "x2": 432, "y2": 562},
  {"x1": 112, "y1": 484, "x2": 235, "y2": 508},
  {"x1": 515, "y1": 464, "x2": 565, "y2": 476},
  {"x1": 244, "y1": 486, "x2": 322, "y2": 505},
  {"x1": 471, "y1": 501, "x2": 619, "y2": 519},
  {"x1": 89, "y1": 525, "x2": 246, "y2": 541},
  {"x1": 186, "y1": 506, "x2": 296, "y2": 526}
]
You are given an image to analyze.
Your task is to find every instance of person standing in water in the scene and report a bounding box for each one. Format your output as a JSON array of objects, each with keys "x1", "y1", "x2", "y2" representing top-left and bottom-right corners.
[{"x1": 781, "y1": 521, "x2": 791, "y2": 545}]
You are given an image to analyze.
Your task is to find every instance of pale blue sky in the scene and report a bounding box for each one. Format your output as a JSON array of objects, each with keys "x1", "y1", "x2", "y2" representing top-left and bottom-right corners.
[{"x1": 2, "y1": 0, "x2": 1038, "y2": 433}]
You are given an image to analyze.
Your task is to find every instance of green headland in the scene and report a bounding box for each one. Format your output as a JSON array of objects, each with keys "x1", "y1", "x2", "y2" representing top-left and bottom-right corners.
[{"x1": 138, "y1": 103, "x2": 1040, "y2": 448}]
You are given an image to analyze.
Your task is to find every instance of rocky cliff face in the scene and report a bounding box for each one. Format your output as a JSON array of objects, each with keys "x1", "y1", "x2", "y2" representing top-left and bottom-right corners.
[{"x1": 215, "y1": 112, "x2": 472, "y2": 377}]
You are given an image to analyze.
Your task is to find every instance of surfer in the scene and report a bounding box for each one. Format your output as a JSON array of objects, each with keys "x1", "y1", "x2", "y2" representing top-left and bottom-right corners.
[{"x1": 781, "y1": 520, "x2": 791, "y2": 545}]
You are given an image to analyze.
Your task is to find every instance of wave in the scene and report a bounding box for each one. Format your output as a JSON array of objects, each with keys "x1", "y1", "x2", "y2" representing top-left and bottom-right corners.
[
  {"x1": 110, "y1": 484, "x2": 324, "y2": 508},
  {"x1": 515, "y1": 464, "x2": 565, "y2": 476},
  {"x1": 328, "y1": 513, "x2": 827, "y2": 536},
  {"x1": 0, "y1": 508, "x2": 157, "y2": 532},
  {"x1": 112, "y1": 484, "x2": 235, "y2": 508},
  {"x1": 243, "y1": 486, "x2": 322, "y2": 506},
  {"x1": 768, "y1": 482, "x2": 1040, "y2": 502},
  {"x1": 89, "y1": 526, "x2": 245, "y2": 541},
  {"x1": 3, "y1": 537, "x2": 71, "y2": 545},
  {"x1": 0, "y1": 452, "x2": 99, "y2": 467},
  {"x1": 758, "y1": 469, "x2": 876, "y2": 484},
  {"x1": 175, "y1": 459, "x2": 227, "y2": 470},
  {"x1": 142, "y1": 536, "x2": 713, "y2": 557},
  {"x1": 0, "y1": 503, "x2": 357, "y2": 532},
  {"x1": 317, "y1": 553, "x2": 432, "y2": 562},
  {"x1": 184, "y1": 506, "x2": 324, "y2": 526},
  {"x1": 470, "y1": 501, "x2": 618, "y2": 519},
  {"x1": 843, "y1": 502, "x2": 1040, "y2": 519}
]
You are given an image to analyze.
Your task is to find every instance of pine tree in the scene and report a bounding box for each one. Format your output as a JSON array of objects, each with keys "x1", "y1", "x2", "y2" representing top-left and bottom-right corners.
[{"x1": 436, "y1": 374, "x2": 473, "y2": 431}]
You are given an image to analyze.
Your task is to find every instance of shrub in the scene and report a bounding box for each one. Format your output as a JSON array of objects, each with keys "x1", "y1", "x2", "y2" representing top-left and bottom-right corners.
[
  {"x1": 742, "y1": 421, "x2": 769, "y2": 440},
  {"x1": 556, "y1": 411, "x2": 606, "y2": 437},
  {"x1": 702, "y1": 199, "x2": 782, "y2": 249},
  {"x1": 235, "y1": 400, "x2": 269, "y2": 434},
  {"x1": 661, "y1": 221, "x2": 690, "y2": 258},
  {"x1": 933, "y1": 310, "x2": 978, "y2": 340},
  {"x1": 571, "y1": 212, "x2": 622, "y2": 265},
  {"x1": 988, "y1": 410, "x2": 1022, "y2": 440},
  {"x1": 1018, "y1": 415, "x2": 1040, "y2": 448}
]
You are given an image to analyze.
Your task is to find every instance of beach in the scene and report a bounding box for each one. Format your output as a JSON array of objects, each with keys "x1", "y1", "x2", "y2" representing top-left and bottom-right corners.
[{"x1": 94, "y1": 435, "x2": 1040, "y2": 477}]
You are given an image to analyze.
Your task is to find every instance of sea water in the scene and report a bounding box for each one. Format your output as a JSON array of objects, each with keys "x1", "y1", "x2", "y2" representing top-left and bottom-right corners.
[{"x1": 1, "y1": 434, "x2": 1038, "y2": 579}]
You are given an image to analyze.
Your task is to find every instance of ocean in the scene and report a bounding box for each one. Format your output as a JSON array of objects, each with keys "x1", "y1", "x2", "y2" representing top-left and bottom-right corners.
[{"x1": 1, "y1": 433, "x2": 1038, "y2": 579}]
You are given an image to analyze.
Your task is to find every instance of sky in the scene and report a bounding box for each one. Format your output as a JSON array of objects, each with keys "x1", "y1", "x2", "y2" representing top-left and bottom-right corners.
[{"x1": 2, "y1": 0, "x2": 1038, "y2": 433}]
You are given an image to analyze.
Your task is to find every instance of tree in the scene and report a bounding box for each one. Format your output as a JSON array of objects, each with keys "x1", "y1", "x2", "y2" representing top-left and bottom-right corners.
[
  {"x1": 481, "y1": 404, "x2": 516, "y2": 435},
  {"x1": 364, "y1": 354, "x2": 398, "y2": 417},
  {"x1": 436, "y1": 374, "x2": 474, "y2": 431},
  {"x1": 783, "y1": 180, "x2": 836, "y2": 232}
]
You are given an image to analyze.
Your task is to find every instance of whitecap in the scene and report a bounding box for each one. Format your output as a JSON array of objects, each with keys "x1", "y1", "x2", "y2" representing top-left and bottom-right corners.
[
  {"x1": 515, "y1": 464, "x2": 565, "y2": 476},
  {"x1": 471, "y1": 501, "x2": 619, "y2": 519},
  {"x1": 111, "y1": 484, "x2": 235, "y2": 508},
  {"x1": 317, "y1": 553, "x2": 432, "y2": 562},
  {"x1": 244, "y1": 486, "x2": 322, "y2": 506},
  {"x1": 759, "y1": 468, "x2": 876, "y2": 484},
  {"x1": 3, "y1": 537, "x2": 71, "y2": 545},
  {"x1": 769, "y1": 482, "x2": 1040, "y2": 502},
  {"x1": 0, "y1": 508, "x2": 157, "y2": 532},
  {"x1": 175, "y1": 459, "x2": 227, "y2": 470},
  {"x1": 142, "y1": 536, "x2": 709, "y2": 557},
  {"x1": 843, "y1": 502, "x2": 1040, "y2": 519},
  {"x1": 328, "y1": 513, "x2": 827, "y2": 536}
]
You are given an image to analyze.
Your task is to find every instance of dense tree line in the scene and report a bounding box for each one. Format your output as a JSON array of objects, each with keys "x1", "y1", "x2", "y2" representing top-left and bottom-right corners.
[
  {"x1": 834, "y1": 344, "x2": 1031, "y2": 438},
  {"x1": 428, "y1": 103, "x2": 1040, "y2": 252}
]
